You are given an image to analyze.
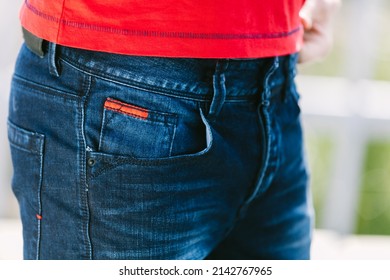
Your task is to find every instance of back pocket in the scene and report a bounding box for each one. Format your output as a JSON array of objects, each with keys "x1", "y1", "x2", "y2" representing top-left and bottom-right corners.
[
  {"x1": 98, "y1": 97, "x2": 177, "y2": 158},
  {"x1": 7, "y1": 121, "x2": 45, "y2": 259}
]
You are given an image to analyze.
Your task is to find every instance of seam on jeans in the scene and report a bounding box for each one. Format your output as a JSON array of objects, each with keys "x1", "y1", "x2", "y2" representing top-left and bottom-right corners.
[
  {"x1": 35, "y1": 134, "x2": 45, "y2": 260},
  {"x1": 242, "y1": 57, "x2": 280, "y2": 207},
  {"x1": 90, "y1": 142, "x2": 211, "y2": 179},
  {"x1": 60, "y1": 58, "x2": 214, "y2": 102},
  {"x1": 8, "y1": 142, "x2": 41, "y2": 155},
  {"x1": 13, "y1": 74, "x2": 80, "y2": 102},
  {"x1": 98, "y1": 107, "x2": 108, "y2": 152},
  {"x1": 59, "y1": 58, "x2": 258, "y2": 103},
  {"x1": 168, "y1": 113, "x2": 179, "y2": 157},
  {"x1": 104, "y1": 98, "x2": 149, "y2": 120},
  {"x1": 79, "y1": 74, "x2": 93, "y2": 259},
  {"x1": 88, "y1": 151, "x2": 203, "y2": 179},
  {"x1": 84, "y1": 75, "x2": 93, "y2": 260},
  {"x1": 7, "y1": 122, "x2": 45, "y2": 154},
  {"x1": 24, "y1": 0, "x2": 301, "y2": 40}
]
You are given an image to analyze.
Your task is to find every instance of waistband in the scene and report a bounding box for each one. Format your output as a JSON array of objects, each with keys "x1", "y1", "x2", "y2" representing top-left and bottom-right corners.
[{"x1": 23, "y1": 27, "x2": 298, "y2": 100}]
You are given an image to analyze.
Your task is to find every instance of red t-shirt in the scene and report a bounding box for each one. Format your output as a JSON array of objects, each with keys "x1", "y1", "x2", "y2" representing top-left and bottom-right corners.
[{"x1": 20, "y1": 0, "x2": 305, "y2": 58}]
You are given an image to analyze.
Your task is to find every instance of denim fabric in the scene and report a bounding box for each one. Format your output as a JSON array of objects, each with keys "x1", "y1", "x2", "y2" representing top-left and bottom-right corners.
[{"x1": 8, "y1": 43, "x2": 313, "y2": 260}]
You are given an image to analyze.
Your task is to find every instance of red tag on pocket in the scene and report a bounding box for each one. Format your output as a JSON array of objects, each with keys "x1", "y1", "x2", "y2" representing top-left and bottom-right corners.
[{"x1": 104, "y1": 98, "x2": 149, "y2": 120}]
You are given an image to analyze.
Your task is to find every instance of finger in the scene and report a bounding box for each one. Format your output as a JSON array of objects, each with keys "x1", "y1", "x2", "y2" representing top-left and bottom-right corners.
[
  {"x1": 299, "y1": 0, "x2": 316, "y2": 30},
  {"x1": 298, "y1": 26, "x2": 332, "y2": 64}
]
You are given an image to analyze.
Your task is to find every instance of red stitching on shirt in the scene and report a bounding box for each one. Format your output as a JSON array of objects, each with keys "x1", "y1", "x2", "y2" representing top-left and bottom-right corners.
[
  {"x1": 25, "y1": 0, "x2": 59, "y2": 23},
  {"x1": 104, "y1": 98, "x2": 149, "y2": 120},
  {"x1": 24, "y1": 0, "x2": 301, "y2": 40}
]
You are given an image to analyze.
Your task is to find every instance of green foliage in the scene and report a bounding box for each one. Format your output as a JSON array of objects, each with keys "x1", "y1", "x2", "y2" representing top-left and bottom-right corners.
[{"x1": 356, "y1": 142, "x2": 390, "y2": 235}]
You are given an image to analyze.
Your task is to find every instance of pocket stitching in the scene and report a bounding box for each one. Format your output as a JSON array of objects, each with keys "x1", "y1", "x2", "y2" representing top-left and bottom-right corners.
[
  {"x1": 7, "y1": 121, "x2": 45, "y2": 260},
  {"x1": 90, "y1": 107, "x2": 214, "y2": 179},
  {"x1": 7, "y1": 121, "x2": 45, "y2": 154},
  {"x1": 98, "y1": 98, "x2": 178, "y2": 157}
]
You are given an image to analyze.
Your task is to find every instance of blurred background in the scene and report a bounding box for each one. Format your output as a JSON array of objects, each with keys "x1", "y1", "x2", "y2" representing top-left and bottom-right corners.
[{"x1": 1, "y1": 0, "x2": 390, "y2": 259}]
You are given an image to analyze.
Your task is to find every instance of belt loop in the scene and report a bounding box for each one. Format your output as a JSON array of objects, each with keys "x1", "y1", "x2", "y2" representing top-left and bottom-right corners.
[
  {"x1": 290, "y1": 53, "x2": 298, "y2": 78},
  {"x1": 208, "y1": 61, "x2": 228, "y2": 121},
  {"x1": 48, "y1": 43, "x2": 61, "y2": 77},
  {"x1": 283, "y1": 54, "x2": 298, "y2": 103},
  {"x1": 261, "y1": 57, "x2": 279, "y2": 106}
]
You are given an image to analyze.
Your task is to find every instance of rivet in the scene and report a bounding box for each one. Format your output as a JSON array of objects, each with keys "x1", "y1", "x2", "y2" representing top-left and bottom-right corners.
[{"x1": 88, "y1": 158, "x2": 96, "y2": 166}]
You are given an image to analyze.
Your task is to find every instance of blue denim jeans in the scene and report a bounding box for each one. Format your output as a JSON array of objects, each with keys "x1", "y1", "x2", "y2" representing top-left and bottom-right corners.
[{"x1": 8, "y1": 42, "x2": 312, "y2": 260}]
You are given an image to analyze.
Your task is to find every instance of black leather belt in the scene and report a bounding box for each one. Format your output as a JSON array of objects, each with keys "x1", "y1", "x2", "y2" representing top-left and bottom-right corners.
[{"x1": 22, "y1": 27, "x2": 48, "y2": 57}]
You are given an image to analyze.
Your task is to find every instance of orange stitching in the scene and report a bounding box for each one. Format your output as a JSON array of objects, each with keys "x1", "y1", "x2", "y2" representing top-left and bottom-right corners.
[
  {"x1": 104, "y1": 98, "x2": 149, "y2": 120},
  {"x1": 36, "y1": 214, "x2": 42, "y2": 220}
]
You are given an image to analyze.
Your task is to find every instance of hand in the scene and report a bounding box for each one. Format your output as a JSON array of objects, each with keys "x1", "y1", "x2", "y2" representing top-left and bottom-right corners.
[{"x1": 298, "y1": 0, "x2": 341, "y2": 64}]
